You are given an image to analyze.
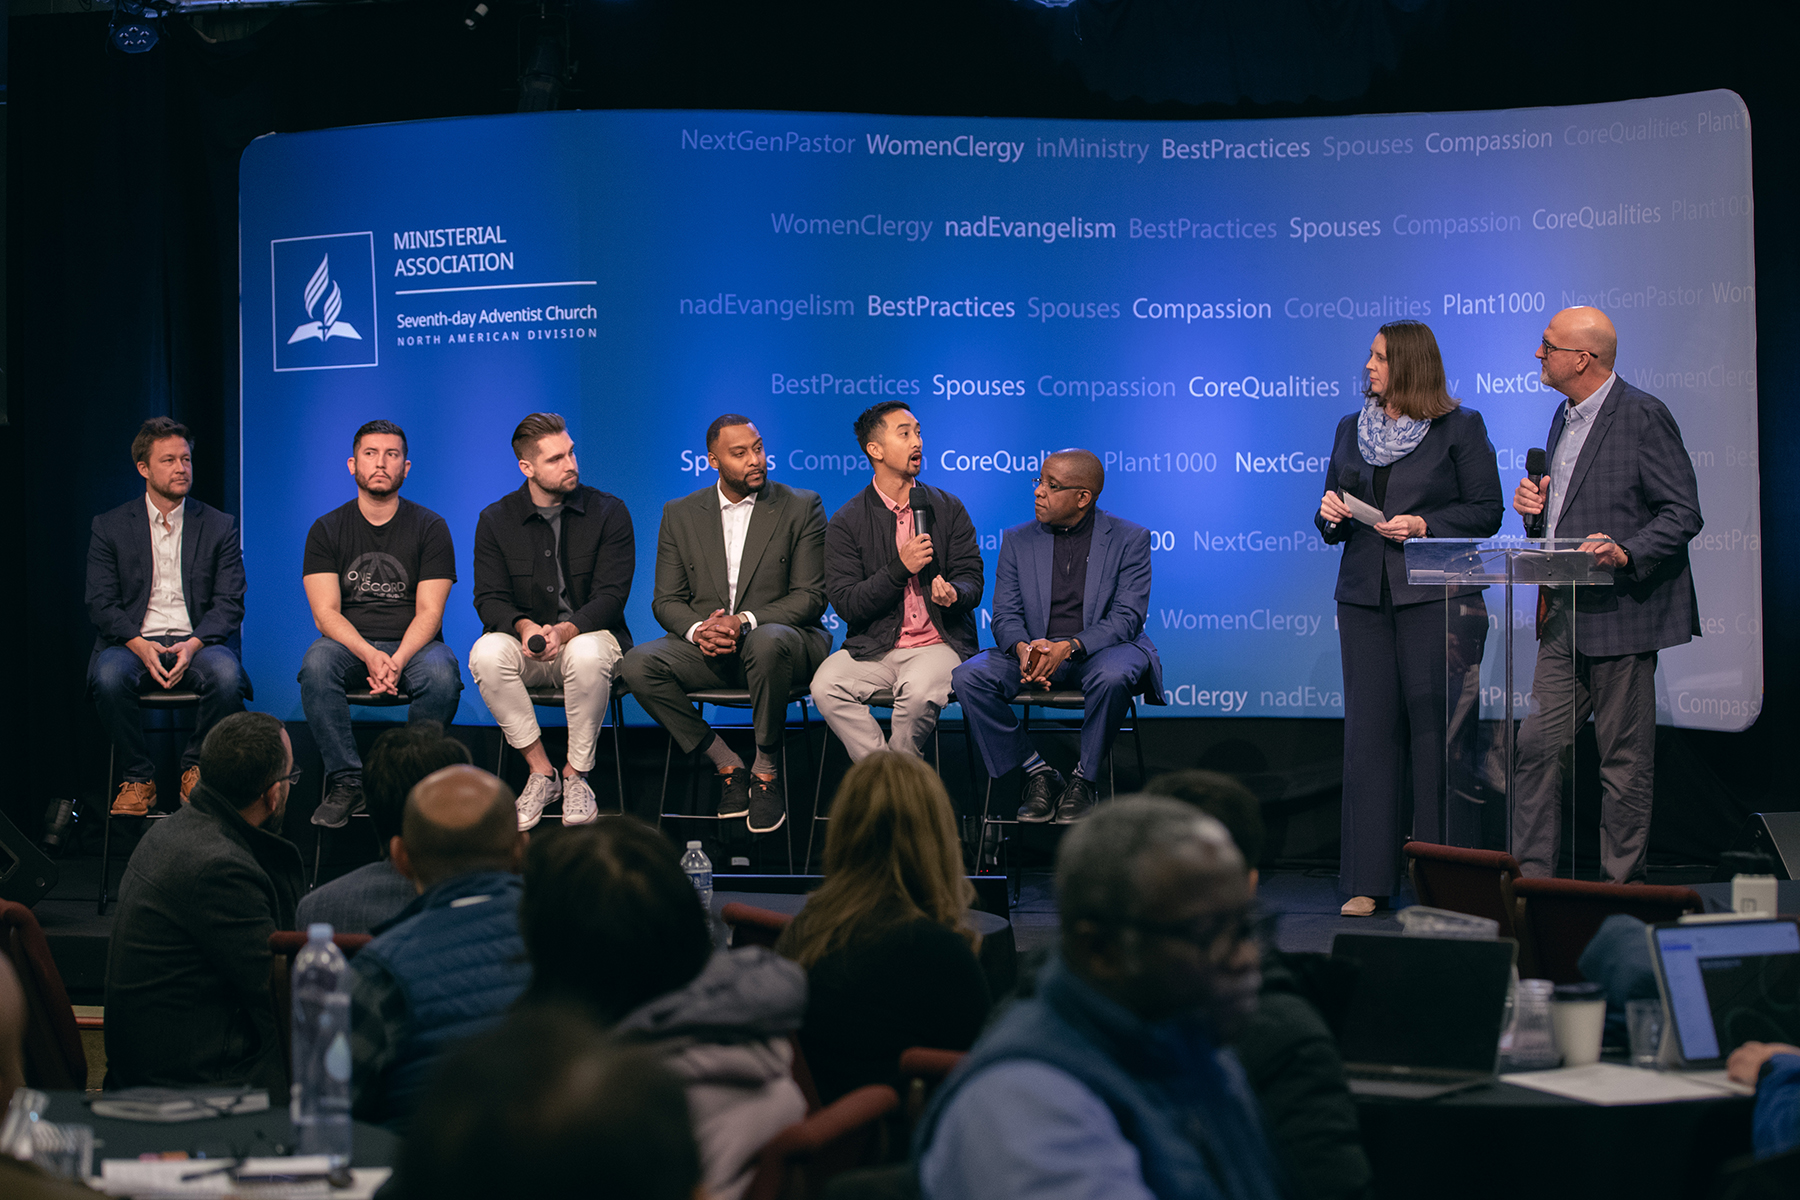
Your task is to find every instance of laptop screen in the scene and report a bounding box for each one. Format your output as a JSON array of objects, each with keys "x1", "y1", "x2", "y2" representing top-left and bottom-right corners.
[
  {"x1": 1332, "y1": 934, "x2": 1517, "y2": 1072},
  {"x1": 1654, "y1": 920, "x2": 1800, "y2": 1063}
]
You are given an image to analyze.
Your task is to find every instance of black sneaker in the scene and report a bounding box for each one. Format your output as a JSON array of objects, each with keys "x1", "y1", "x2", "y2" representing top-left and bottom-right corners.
[
  {"x1": 1016, "y1": 768, "x2": 1064, "y2": 823},
  {"x1": 312, "y1": 774, "x2": 364, "y2": 829},
  {"x1": 1054, "y1": 774, "x2": 1098, "y2": 824},
  {"x1": 747, "y1": 774, "x2": 786, "y2": 834},
  {"x1": 716, "y1": 767, "x2": 753, "y2": 819}
]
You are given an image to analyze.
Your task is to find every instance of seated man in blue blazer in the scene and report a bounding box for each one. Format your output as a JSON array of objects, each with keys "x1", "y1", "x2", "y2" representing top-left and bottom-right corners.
[
  {"x1": 86, "y1": 418, "x2": 250, "y2": 815},
  {"x1": 952, "y1": 449, "x2": 1164, "y2": 823}
]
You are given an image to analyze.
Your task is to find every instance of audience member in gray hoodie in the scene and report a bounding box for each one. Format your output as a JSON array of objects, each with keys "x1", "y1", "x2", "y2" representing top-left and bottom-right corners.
[{"x1": 518, "y1": 820, "x2": 808, "y2": 1200}]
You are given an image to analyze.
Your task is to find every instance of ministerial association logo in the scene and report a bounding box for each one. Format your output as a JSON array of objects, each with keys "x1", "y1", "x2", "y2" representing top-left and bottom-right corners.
[{"x1": 271, "y1": 232, "x2": 379, "y2": 371}]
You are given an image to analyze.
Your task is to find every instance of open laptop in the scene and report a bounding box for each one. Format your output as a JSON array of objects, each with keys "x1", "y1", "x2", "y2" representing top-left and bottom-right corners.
[
  {"x1": 1331, "y1": 933, "x2": 1518, "y2": 1100},
  {"x1": 1648, "y1": 917, "x2": 1800, "y2": 1070}
]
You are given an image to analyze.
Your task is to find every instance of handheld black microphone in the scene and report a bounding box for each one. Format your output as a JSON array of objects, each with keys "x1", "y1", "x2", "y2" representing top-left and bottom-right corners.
[
  {"x1": 528, "y1": 634, "x2": 547, "y2": 654},
  {"x1": 1523, "y1": 448, "x2": 1548, "y2": 538},
  {"x1": 1328, "y1": 468, "x2": 1363, "y2": 533},
  {"x1": 909, "y1": 488, "x2": 932, "y2": 540}
]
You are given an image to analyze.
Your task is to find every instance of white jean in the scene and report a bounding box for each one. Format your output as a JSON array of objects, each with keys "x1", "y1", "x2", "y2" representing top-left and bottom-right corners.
[
  {"x1": 469, "y1": 630, "x2": 622, "y2": 773},
  {"x1": 811, "y1": 643, "x2": 961, "y2": 762}
]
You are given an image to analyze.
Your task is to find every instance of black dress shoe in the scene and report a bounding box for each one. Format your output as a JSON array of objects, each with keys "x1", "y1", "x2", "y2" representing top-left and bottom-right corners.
[
  {"x1": 1016, "y1": 769, "x2": 1064, "y2": 823},
  {"x1": 747, "y1": 774, "x2": 786, "y2": 834},
  {"x1": 716, "y1": 767, "x2": 753, "y2": 819},
  {"x1": 1054, "y1": 774, "x2": 1098, "y2": 823}
]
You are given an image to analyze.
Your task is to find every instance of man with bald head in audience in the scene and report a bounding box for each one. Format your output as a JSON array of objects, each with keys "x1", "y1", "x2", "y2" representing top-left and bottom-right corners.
[
  {"x1": 951, "y1": 449, "x2": 1163, "y2": 824},
  {"x1": 348, "y1": 764, "x2": 530, "y2": 1130},
  {"x1": 917, "y1": 797, "x2": 1281, "y2": 1200},
  {"x1": 1511, "y1": 307, "x2": 1702, "y2": 882}
]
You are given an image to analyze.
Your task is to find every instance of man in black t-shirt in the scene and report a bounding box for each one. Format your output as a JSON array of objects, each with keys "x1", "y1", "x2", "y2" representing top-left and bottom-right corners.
[{"x1": 300, "y1": 420, "x2": 463, "y2": 827}]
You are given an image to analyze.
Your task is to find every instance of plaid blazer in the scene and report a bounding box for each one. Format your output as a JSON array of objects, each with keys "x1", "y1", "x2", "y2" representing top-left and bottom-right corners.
[{"x1": 1540, "y1": 377, "x2": 1703, "y2": 657}]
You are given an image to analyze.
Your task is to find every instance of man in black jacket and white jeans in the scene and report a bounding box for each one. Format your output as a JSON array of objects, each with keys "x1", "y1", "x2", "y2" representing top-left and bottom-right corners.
[
  {"x1": 470, "y1": 413, "x2": 635, "y2": 830},
  {"x1": 814, "y1": 402, "x2": 984, "y2": 761}
]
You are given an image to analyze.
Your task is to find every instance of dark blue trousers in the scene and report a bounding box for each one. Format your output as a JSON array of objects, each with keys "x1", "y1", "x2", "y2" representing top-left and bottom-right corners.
[
  {"x1": 952, "y1": 643, "x2": 1151, "y2": 782},
  {"x1": 89, "y1": 641, "x2": 249, "y2": 780}
]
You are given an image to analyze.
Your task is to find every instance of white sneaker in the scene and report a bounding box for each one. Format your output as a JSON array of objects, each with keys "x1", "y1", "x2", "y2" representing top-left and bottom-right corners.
[
  {"x1": 516, "y1": 773, "x2": 561, "y2": 831},
  {"x1": 561, "y1": 774, "x2": 599, "y2": 825}
]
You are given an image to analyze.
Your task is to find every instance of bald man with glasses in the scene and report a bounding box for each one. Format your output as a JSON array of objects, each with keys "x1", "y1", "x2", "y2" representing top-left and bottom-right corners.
[{"x1": 1511, "y1": 306, "x2": 1703, "y2": 882}]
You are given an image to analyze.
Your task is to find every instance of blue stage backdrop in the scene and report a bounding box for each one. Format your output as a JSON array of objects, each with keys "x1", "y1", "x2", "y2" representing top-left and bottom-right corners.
[{"x1": 239, "y1": 92, "x2": 1760, "y2": 730}]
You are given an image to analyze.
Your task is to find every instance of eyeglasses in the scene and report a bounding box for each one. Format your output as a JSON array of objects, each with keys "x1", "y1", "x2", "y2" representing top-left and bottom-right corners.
[
  {"x1": 1031, "y1": 477, "x2": 1085, "y2": 493},
  {"x1": 1540, "y1": 338, "x2": 1592, "y2": 358},
  {"x1": 280, "y1": 767, "x2": 304, "y2": 787},
  {"x1": 1119, "y1": 905, "x2": 1268, "y2": 957}
]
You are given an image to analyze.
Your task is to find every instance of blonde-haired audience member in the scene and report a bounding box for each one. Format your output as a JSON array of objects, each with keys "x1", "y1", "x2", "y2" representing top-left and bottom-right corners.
[{"x1": 777, "y1": 751, "x2": 990, "y2": 1102}]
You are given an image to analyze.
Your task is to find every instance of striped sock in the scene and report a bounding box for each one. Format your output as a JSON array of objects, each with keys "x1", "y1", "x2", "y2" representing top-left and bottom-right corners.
[{"x1": 1022, "y1": 753, "x2": 1052, "y2": 776}]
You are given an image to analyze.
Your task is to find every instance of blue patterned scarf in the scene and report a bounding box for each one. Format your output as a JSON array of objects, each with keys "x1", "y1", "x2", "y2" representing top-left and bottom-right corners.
[{"x1": 1356, "y1": 398, "x2": 1430, "y2": 466}]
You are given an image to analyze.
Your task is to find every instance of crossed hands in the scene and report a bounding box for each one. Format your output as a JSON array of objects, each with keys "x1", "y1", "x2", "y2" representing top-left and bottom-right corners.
[
  {"x1": 696, "y1": 609, "x2": 746, "y2": 658},
  {"x1": 362, "y1": 647, "x2": 405, "y2": 696},
  {"x1": 1015, "y1": 639, "x2": 1074, "y2": 689}
]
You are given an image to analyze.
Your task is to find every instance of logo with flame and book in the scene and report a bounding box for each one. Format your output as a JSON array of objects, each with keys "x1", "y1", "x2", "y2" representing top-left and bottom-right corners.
[{"x1": 271, "y1": 231, "x2": 378, "y2": 371}]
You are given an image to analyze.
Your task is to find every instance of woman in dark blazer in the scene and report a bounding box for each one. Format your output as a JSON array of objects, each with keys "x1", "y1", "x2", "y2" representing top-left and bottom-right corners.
[{"x1": 1316, "y1": 321, "x2": 1503, "y2": 916}]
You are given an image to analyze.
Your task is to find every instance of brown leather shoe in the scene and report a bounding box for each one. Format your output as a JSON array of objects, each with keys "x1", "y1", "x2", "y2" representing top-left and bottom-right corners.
[
  {"x1": 112, "y1": 780, "x2": 156, "y2": 816},
  {"x1": 180, "y1": 766, "x2": 201, "y2": 803}
]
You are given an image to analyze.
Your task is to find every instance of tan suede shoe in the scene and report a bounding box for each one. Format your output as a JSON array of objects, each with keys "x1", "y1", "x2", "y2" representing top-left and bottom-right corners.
[
  {"x1": 1340, "y1": 896, "x2": 1379, "y2": 918},
  {"x1": 180, "y1": 766, "x2": 201, "y2": 803},
  {"x1": 112, "y1": 779, "x2": 156, "y2": 816}
]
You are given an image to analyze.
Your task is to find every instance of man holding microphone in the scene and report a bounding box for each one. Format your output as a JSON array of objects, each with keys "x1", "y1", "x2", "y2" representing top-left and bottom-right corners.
[{"x1": 1511, "y1": 306, "x2": 1703, "y2": 883}]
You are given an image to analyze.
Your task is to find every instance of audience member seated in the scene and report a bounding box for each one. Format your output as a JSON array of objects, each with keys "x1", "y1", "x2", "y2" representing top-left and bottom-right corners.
[
  {"x1": 1729, "y1": 1041, "x2": 1800, "y2": 1160},
  {"x1": 104, "y1": 711, "x2": 302, "y2": 1091},
  {"x1": 916, "y1": 797, "x2": 1281, "y2": 1200},
  {"x1": 296, "y1": 721, "x2": 470, "y2": 934},
  {"x1": 1, "y1": 958, "x2": 100, "y2": 1199},
  {"x1": 776, "y1": 751, "x2": 990, "y2": 1103},
  {"x1": 396, "y1": 1003, "x2": 701, "y2": 1200},
  {"x1": 1145, "y1": 770, "x2": 1371, "y2": 1200},
  {"x1": 348, "y1": 765, "x2": 529, "y2": 1131},
  {"x1": 520, "y1": 819, "x2": 807, "y2": 1200},
  {"x1": 1575, "y1": 912, "x2": 1663, "y2": 1048}
]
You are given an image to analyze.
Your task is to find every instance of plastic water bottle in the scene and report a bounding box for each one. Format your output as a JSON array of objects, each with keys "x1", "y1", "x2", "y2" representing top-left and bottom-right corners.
[
  {"x1": 291, "y1": 923, "x2": 353, "y2": 1166},
  {"x1": 681, "y1": 841, "x2": 714, "y2": 913}
]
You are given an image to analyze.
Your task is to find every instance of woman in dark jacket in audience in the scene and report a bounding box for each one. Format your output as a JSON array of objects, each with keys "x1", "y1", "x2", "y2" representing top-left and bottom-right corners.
[{"x1": 776, "y1": 751, "x2": 992, "y2": 1103}]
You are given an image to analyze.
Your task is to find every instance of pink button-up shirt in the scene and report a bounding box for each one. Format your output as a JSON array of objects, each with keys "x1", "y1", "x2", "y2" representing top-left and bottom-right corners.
[{"x1": 879, "y1": 484, "x2": 943, "y2": 649}]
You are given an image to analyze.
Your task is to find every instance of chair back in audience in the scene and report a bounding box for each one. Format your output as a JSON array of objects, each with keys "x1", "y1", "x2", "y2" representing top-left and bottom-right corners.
[
  {"x1": 268, "y1": 931, "x2": 373, "y2": 1075},
  {"x1": 723, "y1": 902, "x2": 794, "y2": 950},
  {"x1": 1511, "y1": 877, "x2": 1704, "y2": 984},
  {"x1": 743, "y1": 1083, "x2": 901, "y2": 1200},
  {"x1": 897, "y1": 1047, "x2": 965, "y2": 1127},
  {"x1": 0, "y1": 900, "x2": 86, "y2": 1090},
  {"x1": 1402, "y1": 842, "x2": 1534, "y2": 972}
]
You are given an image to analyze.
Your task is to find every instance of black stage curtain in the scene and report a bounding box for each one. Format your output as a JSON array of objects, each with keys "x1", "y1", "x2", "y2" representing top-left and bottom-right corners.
[{"x1": 2, "y1": 0, "x2": 1794, "y2": 859}]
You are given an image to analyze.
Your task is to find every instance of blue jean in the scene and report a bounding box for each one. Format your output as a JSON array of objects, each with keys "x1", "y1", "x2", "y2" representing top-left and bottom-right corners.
[
  {"x1": 951, "y1": 643, "x2": 1150, "y2": 782},
  {"x1": 90, "y1": 641, "x2": 250, "y2": 780},
  {"x1": 297, "y1": 637, "x2": 463, "y2": 778}
]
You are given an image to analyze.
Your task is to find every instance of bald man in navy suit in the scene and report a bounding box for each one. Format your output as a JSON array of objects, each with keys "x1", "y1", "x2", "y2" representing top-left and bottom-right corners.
[
  {"x1": 1511, "y1": 307, "x2": 1703, "y2": 882},
  {"x1": 952, "y1": 450, "x2": 1164, "y2": 825}
]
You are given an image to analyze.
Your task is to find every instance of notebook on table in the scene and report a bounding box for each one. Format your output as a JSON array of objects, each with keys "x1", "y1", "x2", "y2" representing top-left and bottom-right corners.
[{"x1": 1331, "y1": 933, "x2": 1518, "y2": 1100}]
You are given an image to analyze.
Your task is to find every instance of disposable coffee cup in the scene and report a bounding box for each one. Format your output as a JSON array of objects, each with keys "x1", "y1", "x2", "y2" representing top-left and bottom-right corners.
[{"x1": 1551, "y1": 982, "x2": 1607, "y2": 1067}]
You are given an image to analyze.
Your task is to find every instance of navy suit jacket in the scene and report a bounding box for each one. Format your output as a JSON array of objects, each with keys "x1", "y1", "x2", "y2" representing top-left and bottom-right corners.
[
  {"x1": 1534, "y1": 377, "x2": 1703, "y2": 657},
  {"x1": 1316, "y1": 405, "x2": 1504, "y2": 607},
  {"x1": 86, "y1": 495, "x2": 248, "y2": 663},
  {"x1": 991, "y1": 509, "x2": 1165, "y2": 704}
]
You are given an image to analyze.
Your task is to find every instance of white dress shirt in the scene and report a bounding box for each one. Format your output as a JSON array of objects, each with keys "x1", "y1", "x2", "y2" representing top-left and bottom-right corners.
[
  {"x1": 141, "y1": 495, "x2": 193, "y2": 639},
  {"x1": 1547, "y1": 372, "x2": 1615, "y2": 541},
  {"x1": 686, "y1": 486, "x2": 760, "y2": 644}
]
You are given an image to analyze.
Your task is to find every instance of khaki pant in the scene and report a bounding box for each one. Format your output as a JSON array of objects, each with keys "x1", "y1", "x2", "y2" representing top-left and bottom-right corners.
[
  {"x1": 811, "y1": 644, "x2": 961, "y2": 762},
  {"x1": 469, "y1": 630, "x2": 622, "y2": 773}
]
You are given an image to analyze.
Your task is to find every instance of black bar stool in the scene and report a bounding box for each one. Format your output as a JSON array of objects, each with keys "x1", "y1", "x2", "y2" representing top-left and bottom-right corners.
[
  {"x1": 310, "y1": 689, "x2": 411, "y2": 888},
  {"x1": 655, "y1": 687, "x2": 813, "y2": 875},
  {"x1": 98, "y1": 689, "x2": 201, "y2": 916},
  {"x1": 805, "y1": 689, "x2": 949, "y2": 871},
  {"x1": 974, "y1": 690, "x2": 1148, "y2": 897},
  {"x1": 492, "y1": 682, "x2": 630, "y2": 818}
]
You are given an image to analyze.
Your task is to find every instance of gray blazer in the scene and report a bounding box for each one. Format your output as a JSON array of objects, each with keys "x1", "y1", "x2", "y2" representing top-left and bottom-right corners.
[
  {"x1": 1539, "y1": 377, "x2": 1703, "y2": 658},
  {"x1": 651, "y1": 480, "x2": 831, "y2": 650}
]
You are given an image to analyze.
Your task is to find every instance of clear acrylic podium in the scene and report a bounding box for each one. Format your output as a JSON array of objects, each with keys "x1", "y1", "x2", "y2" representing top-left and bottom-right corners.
[{"x1": 1403, "y1": 538, "x2": 1617, "y2": 870}]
